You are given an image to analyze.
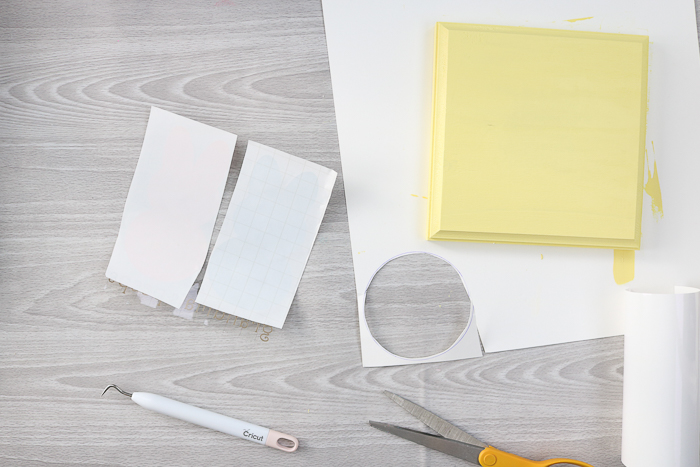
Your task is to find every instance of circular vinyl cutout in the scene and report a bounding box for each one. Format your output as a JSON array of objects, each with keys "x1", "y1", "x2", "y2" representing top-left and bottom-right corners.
[{"x1": 364, "y1": 253, "x2": 471, "y2": 359}]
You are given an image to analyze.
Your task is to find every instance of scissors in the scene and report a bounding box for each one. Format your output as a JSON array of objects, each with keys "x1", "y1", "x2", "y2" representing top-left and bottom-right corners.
[{"x1": 370, "y1": 391, "x2": 594, "y2": 467}]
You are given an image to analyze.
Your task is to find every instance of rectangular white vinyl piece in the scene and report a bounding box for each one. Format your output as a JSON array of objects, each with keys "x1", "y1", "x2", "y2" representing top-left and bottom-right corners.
[{"x1": 106, "y1": 107, "x2": 237, "y2": 308}]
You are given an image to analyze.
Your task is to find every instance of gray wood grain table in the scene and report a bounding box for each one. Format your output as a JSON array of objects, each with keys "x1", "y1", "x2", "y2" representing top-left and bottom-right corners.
[{"x1": 2, "y1": 1, "x2": 697, "y2": 466}]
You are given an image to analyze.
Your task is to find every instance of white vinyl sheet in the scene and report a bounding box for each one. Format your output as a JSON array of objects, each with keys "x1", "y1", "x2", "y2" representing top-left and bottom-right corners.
[{"x1": 321, "y1": 0, "x2": 700, "y2": 355}]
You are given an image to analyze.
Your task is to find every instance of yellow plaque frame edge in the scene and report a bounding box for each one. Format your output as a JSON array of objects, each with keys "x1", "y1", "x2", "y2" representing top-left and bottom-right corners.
[{"x1": 427, "y1": 22, "x2": 649, "y2": 251}]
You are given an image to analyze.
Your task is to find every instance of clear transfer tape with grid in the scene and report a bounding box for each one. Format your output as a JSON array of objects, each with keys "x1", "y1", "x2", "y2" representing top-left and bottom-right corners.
[{"x1": 196, "y1": 141, "x2": 337, "y2": 328}]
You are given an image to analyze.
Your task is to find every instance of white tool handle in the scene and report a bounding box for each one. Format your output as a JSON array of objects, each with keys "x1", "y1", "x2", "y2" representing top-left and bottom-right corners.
[{"x1": 131, "y1": 392, "x2": 298, "y2": 452}]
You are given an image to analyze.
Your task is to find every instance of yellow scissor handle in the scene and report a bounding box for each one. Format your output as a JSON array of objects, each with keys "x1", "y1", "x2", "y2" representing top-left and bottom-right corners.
[{"x1": 478, "y1": 446, "x2": 594, "y2": 467}]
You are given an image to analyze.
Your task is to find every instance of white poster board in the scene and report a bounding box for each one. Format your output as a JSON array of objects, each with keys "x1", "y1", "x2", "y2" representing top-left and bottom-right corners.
[{"x1": 322, "y1": 0, "x2": 700, "y2": 355}]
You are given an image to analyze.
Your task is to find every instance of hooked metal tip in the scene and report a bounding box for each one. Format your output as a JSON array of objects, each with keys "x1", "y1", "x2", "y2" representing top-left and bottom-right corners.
[{"x1": 102, "y1": 384, "x2": 132, "y2": 398}]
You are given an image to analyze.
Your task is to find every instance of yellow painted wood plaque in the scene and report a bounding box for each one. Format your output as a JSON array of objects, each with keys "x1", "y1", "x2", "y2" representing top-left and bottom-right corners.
[{"x1": 428, "y1": 23, "x2": 648, "y2": 249}]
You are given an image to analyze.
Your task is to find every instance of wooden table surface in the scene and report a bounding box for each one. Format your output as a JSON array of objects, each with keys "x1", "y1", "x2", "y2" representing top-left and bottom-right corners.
[{"x1": 2, "y1": 2, "x2": 698, "y2": 466}]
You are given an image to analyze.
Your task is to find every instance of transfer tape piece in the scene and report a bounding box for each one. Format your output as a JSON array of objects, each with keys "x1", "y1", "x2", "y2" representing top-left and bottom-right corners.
[{"x1": 196, "y1": 141, "x2": 337, "y2": 328}]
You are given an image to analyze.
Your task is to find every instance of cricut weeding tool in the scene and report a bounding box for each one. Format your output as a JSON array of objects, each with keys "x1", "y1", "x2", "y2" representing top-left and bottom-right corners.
[
  {"x1": 102, "y1": 385, "x2": 298, "y2": 452},
  {"x1": 371, "y1": 391, "x2": 592, "y2": 467}
]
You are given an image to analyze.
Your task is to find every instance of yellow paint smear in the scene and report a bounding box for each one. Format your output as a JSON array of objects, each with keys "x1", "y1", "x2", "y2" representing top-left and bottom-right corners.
[
  {"x1": 566, "y1": 16, "x2": 593, "y2": 23},
  {"x1": 613, "y1": 249, "x2": 635, "y2": 284},
  {"x1": 644, "y1": 159, "x2": 664, "y2": 220},
  {"x1": 410, "y1": 194, "x2": 418, "y2": 197}
]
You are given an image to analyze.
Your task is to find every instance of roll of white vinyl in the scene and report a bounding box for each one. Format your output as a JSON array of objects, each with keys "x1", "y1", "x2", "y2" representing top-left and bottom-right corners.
[{"x1": 621, "y1": 286, "x2": 700, "y2": 467}]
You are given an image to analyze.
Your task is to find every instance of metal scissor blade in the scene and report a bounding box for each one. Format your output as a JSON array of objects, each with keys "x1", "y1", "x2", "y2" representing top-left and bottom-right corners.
[
  {"x1": 369, "y1": 421, "x2": 484, "y2": 465},
  {"x1": 384, "y1": 391, "x2": 487, "y2": 448}
]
